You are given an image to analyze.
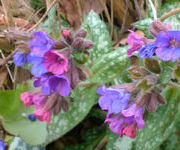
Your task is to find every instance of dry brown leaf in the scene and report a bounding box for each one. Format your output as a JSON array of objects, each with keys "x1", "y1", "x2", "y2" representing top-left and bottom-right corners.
[
  {"x1": 58, "y1": 0, "x2": 82, "y2": 30},
  {"x1": 0, "y1": 66, "x2": 8, "y2": 88},
  {"x1": 81, "y1": 0, "x2": 104, "y2": 15},
  {"x1": 58, "y1": 0, "x2": 104, "y2": 30}
]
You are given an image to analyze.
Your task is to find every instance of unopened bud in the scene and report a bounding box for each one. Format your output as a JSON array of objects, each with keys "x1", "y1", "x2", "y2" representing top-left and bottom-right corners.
[
  {"x1": 54, "y1": 40, "x2": 67, "y2": 49},
  {"x1": 135, "y1": 92, "x2": 151, "y2": 107},
  {"x1": 71, "y1": 66, "x2": 79, "y2": 88},
  {"x1": 157, "y1": 94, "x2": 166, "y2": 105},
  {"x1": 53, "y1": 97, "x2": 62, "y2": 115},
  {"x1": 145, "y1": 58, "x2": 161, "y2": 74},
  {"x1": 128, "y1": 66, "x2": 149, "y2": 80},
  {"x1": 75, "y1": 29, "x2": 87, "y2": 38},
  {"x1": 44, "y1": 93, "x2": 58, "y2": 111},
  {"x1": 61, "y1": 29, "x2": 73, "y2": 44},
  {"x1": 62, "y1": 100, "x2": 68, "y2": 112},
  {"x1": 173, "y1": 64, "x2": 180, "y2": 82},
  {"x1": 111, "y1": 83, "x2": 137, "y2": 93},
  {"x1": 136, "y1": 75, "x2": 157, "y2": 93},
  {"x1": 83, "y1": 40, "x2": 94, "y2": 49},
  {"x1": 147, "y1": 93, "x2": 157, "y2": 112},
  {"x1": 149, "y1": 20, "x2": 172, "y2": 37},
  {"x1": 72, "y1": 37, "x2": 84, "y2": 49}
]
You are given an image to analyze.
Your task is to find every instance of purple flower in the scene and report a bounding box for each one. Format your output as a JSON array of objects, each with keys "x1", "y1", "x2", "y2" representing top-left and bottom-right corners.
[
  {"x1": 34, "y1": 75, "x2": 51, "y2": 95},
  {"x1": 127, "y1": 30, "x2": 145, "y2": 57},
  {"x1": 0, "y1": 139, "x2": 5, "y2": 150},
  {"x1": 105, "y1": 103, "x2": 145, "y2": 138},
  {"x1": 155, "y1": 31, "x2": 180, "y2": 62},
  {"x1": 34, "y1": 74, "x2": 72, "y2": 96},
  {"x1": 97, "y1": 86, "x2": 130, "y2": 114},
  {"x1": 122, "y1": 103, "x2": 145, "y2": 129},
  {"x1": 139, "y1": 43, "x2": 157, "y2": 59},
  {"x1": 48, "y1": 75, "x2": 71, "y2": 96},
  {"x1": 27, "y1": 54, "x2": 48, "y2": 77},
  {"x1": 29, "y1": 31, "x2": 54, "y2": 57},
  {"x1": 13, "y1": 51, "x2": 28, "y2": 66}
]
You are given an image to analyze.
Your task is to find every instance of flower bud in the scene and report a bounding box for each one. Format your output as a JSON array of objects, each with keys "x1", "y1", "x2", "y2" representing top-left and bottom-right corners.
[
  {"x1": 144, "y1": 58, "x2": 161, "y2": 74},
  {"x1": 149, "y1": 20, "x2": 172, "y2": 37},
  {"x1": 173, "y1": 64, "x2": 180, "y2": 82},
  {"x1": 71, "y1": 66, "x2": 79, "y2": 88},
  {"x1": 128, "y1": 66, "x2": 149, "y2": 79},
  {"x1": 82, "y1": 40, "x2": 94, "y2": 49},
  {"x1": 75, "y1": 29, "x2": 87, "y2": 38},
  {"x1": 61, "y1": 29, "x2": 73, "y2": 44},
  {"x1": 72, "y1": 37, "x2": 84, "y2": 49},
  {"x1": 53, "y1": 97, "x2": 62, "y2": 115},
  {"x1": 62, "y1": 100, "x2": 68, "y2": 112},
  {"x1": 54, "y1": 40, "x2": 67, "y2": 49},
  {"x1": 44, "y1": 93, "x2": 58, "y2": 111},
  {"x1": 147, "y1": 93, "x2": 157, "y2": 113},
  {"x1": 135, "y1": 92, "x2": 151, "y2": 107},
  {"x1": 157, "y1": 94, "x2": 166, "y2": 105}
]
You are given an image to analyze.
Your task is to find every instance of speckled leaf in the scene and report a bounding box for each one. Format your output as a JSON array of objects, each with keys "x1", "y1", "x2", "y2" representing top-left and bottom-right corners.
[
  {"x1": 134, "y1": 87, "x2": 180, "y2": 150},
  {"x1": 160, "y1": 61, "x2": 175, "y2": 84},
  {"x1": 0, "y1": 83, "x2": 47, "y2": 146},
  {"x1": 161, "y1": 134, "x2": 180, "y2": 150},
  {"x1": 45, "y1": 85, "x2": 98, "y2": 144},
  {"x1": 9, "y1": 137, "x2": 45, "y2": 150},
  {"x1": 82, "y1": 11, "x2": 112, "y2": 62},
  {"x1": 106, "y1": 131, "x2": 134, "y2": 150},
  {"x1": 133, "y1": 18, "x2": 153, "y2": 38},
  {"x1": 90, "y1": 46, "x2": 129, "y2": 83}
]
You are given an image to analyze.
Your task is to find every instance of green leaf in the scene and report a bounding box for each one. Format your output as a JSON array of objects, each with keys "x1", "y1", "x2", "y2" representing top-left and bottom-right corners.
[
  {"x1": 9, "y1": 137, "x2": 45, "y2": 150},
  {"x1": 45, "y1": 85, "x2": 98, "y2": 144},
  {"x1": 134, "y1": 87, "x2": 180, "y2": 150},
  {"x1": 133, "y1": 18, "x2": 153, "y2": 38},
  {"x1": 90, "y1": 46, "x2": 129, "y2": 83},
  {"x1": 0, "y1": 83, "x2": 47, "y2": 146},
  {"x1": 160, "y1": 61, "x2": 175, "y2": 84},
  {"x1": 82, "y1": 11, "x2": 113, "y2": 62},
  {"x1": 160, "y1": 133, "x2": 180, "y2": 150},
  {"x1": 106, "y1": 131, "x2": 134, "y2": 150},
  {"x1": 65, "y1": 126, "x2": 106, "y2": 150}
]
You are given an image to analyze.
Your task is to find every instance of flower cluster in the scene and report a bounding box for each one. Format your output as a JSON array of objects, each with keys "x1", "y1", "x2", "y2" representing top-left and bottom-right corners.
[
  {"x1": 13, "y1": 29, "x2": 94, "y2": 124},
  {"x1": 14, "y1": 31, "x2": 72, "y2": 124},
  {"x1": 97, "y1": 86, "x2": 145, "y2": 138},
  {"x1": 127, "y1": 28, "x2": 180, "y2": 62}
]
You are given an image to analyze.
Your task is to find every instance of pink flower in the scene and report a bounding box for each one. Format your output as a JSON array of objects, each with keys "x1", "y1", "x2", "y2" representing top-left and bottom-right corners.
[
  {"x1": 20, "y1": 92, "x2": 33, "y2": 106},
  {"x1": 44, "y1": 50, "x2": 68, "y2": 75},
  {"x1": 127, "y1": 30, "x2": 145, "y2": 57},
  {"x1": 122, "y1": 124, "x2": 136, "y2": 138},
  {"x1": 33, "y1": 107, "x2": 51, "y2": 124}
]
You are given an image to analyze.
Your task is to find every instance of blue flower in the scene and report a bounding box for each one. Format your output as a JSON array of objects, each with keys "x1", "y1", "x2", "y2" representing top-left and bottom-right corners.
[
  {"x1": 155, "y1": 31, "x2": 180, "y2": 62},
  {"x1": 97, "y1": 86, "x2": 130, "y2": 114},
  {"x1": 139, "y1": 43, "x2": 157, "y2": 59},
  {"x1": 27, "y1": 54, "x2": 47, "y2": 77},
  {"x1": 29, "y1": 31, "x2": 54, "y2": 57},
  {"x1": 13, "y1": 51, "x2": 28, "y2": 66},
  {"x1": 0, "y1": 139, "x2": 5, "y2": 150}
]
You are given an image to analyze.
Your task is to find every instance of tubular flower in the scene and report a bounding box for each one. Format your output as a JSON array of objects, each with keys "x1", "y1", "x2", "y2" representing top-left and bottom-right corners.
[
  {"x1": 27, "y1": 54, "x2": 48, "y2": 77},
  {"x1": 155, "y1": 31, "x2": 180, "y2": 62},
  {"x1": 44, "y1": 50, "x2": 68, "y2": 75},
  {"x1": 97, "y1": 86, "x2": 130, "y2": 114},
  {"x1": 29, "y1": 31, "x2": 54, "y2": 57},
  {"x1": 13, "y1": 51, "x2": 28, "y2": 66},
  {"x1": 104, "y1": 103, "x2": 145, "y2": 138},
  {"x1": 139, "y1": 43, "x2": 157, "y2": 59},
  {"x1": 127, "y1": 30, "x2": 145, "y2": 57}
]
